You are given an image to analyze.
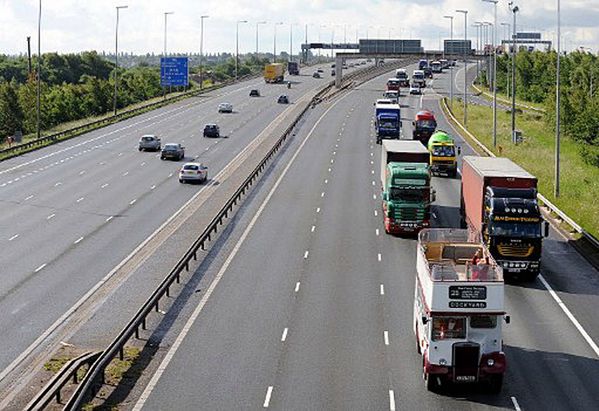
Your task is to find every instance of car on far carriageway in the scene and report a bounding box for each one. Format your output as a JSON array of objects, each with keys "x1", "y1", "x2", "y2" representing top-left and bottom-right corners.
[
  {"x1": 249, "y1": 89, "x2": 260, "y2": 97},
  {"x1": 161, "y1": 143, "x2": 185, "y2": 161},
  {"x1": 179, "y1": 162, "x2": 208, "y2": 184},
  {"x1": 313, "y1": 71, "x2": 321, "y2": 78},
  {"x1": 203, "y1": 124, "x2": 220, "y2": 138},
  {"x1": 277, "y1": 95, "x2": 289, "y2": 104},
  {"x1": 138, "y1": 134, "x2": 161, "y2": 151},
  {"x1": 218, "y1": 102, "x2": 233, "y2": 113}
]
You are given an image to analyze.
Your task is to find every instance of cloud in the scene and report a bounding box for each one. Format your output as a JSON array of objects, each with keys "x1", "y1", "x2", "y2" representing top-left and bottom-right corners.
[{"x1": 0, "y1": 0, "x2": 597, "y2": 55}]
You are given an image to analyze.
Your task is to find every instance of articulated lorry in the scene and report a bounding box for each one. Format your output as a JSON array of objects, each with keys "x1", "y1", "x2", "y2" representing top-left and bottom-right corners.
[
  {"x1": 375, "y1": 102, "x2": 401, "y2": 143},
  {"x1": 381, "y1": 141, "x2": 435, "y2": 234},
  {"x1": 460, "y1": 156, "x2": 549, "y2": 280},
  {"x1": 414, "y1": 228, "x2": 508, "y2": 393},
  {"x1": 264, "y1": 63, "x2": 285, "y2": 83},
  {"x1": 428, "y1": 131, "x2": 459, "y2": 177},
  {"x1": 287, "y1": 61, "x2": 300, "y2": 75},
  {"x1": 412, "y1": 110, "x2": 437, "y2": 146}
]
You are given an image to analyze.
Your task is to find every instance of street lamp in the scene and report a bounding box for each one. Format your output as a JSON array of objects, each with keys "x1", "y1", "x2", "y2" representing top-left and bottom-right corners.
[
  {"x1": 113, "y1": 5, "x2": 128, "y2": 116},
  {"x1": 555, "y1": 0, "x2": 561, "y2": 197},
  {"x1": 501, "y1": 22, "x2": 511, "y2": 99},
  {"x1": 473, "y1": 22, "x2": 483, "y2": 79},
  {"x1": 236, "y1": 20, "x2": 248, "y2": 80},
  {"x1": 274, "y1": 22, "x2": 284, "y2": 63},
  {"x1": 163, "y1": 11, "x2": 174, "y2": 98},
  {"x1": 443, "y1": 15, "x2": 454, "y2": 108},
  {"x1": 456, "y1": 9, "x2": 468, "y2": 125},
  {"x1": 36, "y1": 0, "x2": 42, "y2": 139},
  {"x1": 256, "y1": 21, "x2": 267, "y2": 54},
  {"x1": 483, "y1": 0, "x2": 499, "y2": 147},
  {"x1": 509, "y1": 2, "x2": 519, "y2": 143},
  {"x1": 199, "y1": 15, "x2": 209, "y2": 90}
]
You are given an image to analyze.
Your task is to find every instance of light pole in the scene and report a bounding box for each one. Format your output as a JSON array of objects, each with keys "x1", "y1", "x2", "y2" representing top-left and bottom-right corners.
[
  {"x1": 199, "y1": 15, "x2": 209, "y2": 90},
  {"x1": 456, "y1": 9, "x2": 468, "y2": 125},
  {"x1": 483, "y1": 0, "x2": 498, "y2": 147},
  {"x1": 256, "y1": 21, "x2": 266, "y2": 54},
  {"x1": 474, "y1": 22, "x2": 483, "y2": 79},
  {"x1": 509, "y1": 3, "x2": 519, "y2": 142},
  {"x1": 444, "y1": 15, "x2": 454, "y2": 109},
  {"x1": 274, "y1": 22, "x2": 283, "y2": 62},
  {"x1": 36, "y1": 0, "x2": 41, "y2": 139},
  {"x1": 113, "y1": 5, "x2": 128, "y2": 116},
  {"x1": 289, "y1": 22, "x2": 294, "y2": 62},
  {"x1": 235, "y1": 20, "x2": 247, "y2": 80},
  {"x1": 555, "y1": 0, "x2": 561, "y2": 197},
  {"x1": 163, "y1": 11, "x2": 174, "y2": 98}
]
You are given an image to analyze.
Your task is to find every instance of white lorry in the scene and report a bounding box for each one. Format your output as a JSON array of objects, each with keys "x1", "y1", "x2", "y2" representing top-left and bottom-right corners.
[{"x1": 413, "y1": 228, "x2": 508, "y2": 393}]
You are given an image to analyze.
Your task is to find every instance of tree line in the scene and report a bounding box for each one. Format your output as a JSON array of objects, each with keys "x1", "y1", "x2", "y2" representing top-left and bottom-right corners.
[
  {"x1": 0, "y1": 51, "x2": 272, "y2": 143},
  {"x1": 484, "y1": 50, "x2": 599, "y2": 166}
]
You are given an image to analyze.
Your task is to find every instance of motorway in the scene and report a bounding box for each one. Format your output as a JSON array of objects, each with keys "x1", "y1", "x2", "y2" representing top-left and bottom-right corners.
[
  {"x1": 0, "y1": 62, "x2": 372, "y2": 401},
  {"x1": 129, "y1": 61, "x2": 599, "y2": 410}
]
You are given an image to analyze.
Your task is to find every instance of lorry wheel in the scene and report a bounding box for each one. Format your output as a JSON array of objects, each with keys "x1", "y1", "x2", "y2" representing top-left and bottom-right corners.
[
  {"x1": 487, "y1": 374, "x2": 503, "y2": 394},
  {"x1": 449, "y1": 170, "x2": 457, "y2": 178},
  {"x1": 424, "y1": 372, "x2": 436, "y2": 392}
]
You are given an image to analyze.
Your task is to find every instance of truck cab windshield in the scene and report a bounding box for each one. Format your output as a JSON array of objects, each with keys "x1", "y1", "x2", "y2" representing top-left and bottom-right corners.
[
  {"x1": 380, "y1": 119, "x2": 397, "y2": 129},
  {"x1": 490, "y1": 221, "x2": 541, "y2": 238},
  {"x1": 416, "y1": 120, "x2": 436, "y2": 129},
  {"x1": 431, "y1": 145, "x2": 455, "y2": 157},
  {"x1": 389, "y1": 187, "x2": 427, "y2": 202}
]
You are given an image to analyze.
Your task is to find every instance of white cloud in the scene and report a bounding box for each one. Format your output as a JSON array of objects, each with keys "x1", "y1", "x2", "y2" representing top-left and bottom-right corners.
[{"x1": 0, "y1": 0, "x2": 598, "y2": 55}]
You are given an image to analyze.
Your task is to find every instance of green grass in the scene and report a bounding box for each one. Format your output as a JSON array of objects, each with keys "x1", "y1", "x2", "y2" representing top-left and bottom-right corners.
[
  {"x1": 472, "y1": 83, "x2": 546, "y2": 112},
  {"x1": 449, "y1": 99, "x2": 599, "y2": 238}
]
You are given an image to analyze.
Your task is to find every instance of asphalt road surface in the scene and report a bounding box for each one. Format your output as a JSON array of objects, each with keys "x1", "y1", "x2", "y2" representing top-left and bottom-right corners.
[{"x1": 129, "y1": 63, "x2": 599, "y2": 410}]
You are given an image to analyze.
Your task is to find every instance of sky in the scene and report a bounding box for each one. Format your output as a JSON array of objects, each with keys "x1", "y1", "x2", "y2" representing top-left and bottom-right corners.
[{"x1": 1, "y1": 0, "x2": 598, "y2": 56}]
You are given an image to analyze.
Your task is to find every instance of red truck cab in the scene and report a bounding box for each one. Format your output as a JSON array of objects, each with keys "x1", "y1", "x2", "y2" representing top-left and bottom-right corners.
[{"x1": 412, "y1": 110, "x2": 437, "y2": 146}]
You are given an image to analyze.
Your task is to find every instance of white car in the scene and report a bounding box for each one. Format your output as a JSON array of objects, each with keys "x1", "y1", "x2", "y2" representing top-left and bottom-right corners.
[
  {"x1": 179, "y1": 162, "x2": 208, "y2": 184},
  {"x1": 218, "y1": 102, "x2": 233, "y2": 113},
  {"x1": 409, "y1": 84, "x2": 422, "y2": 95}
]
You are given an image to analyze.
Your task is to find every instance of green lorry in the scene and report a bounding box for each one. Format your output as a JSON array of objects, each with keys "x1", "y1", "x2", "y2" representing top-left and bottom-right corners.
[{"x1": 380, "y1": 141, "x2": 435, "y2": 234}]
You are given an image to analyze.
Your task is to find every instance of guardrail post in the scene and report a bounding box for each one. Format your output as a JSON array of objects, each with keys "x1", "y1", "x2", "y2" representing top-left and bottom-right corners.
[
  {"x1": 135, "y1": 326, "x2": 140, "y2": 339},
  {"x1": 166, "y1": 286, "x2": 170, "y2": 297},
  {"x1": 185, "y1": 262, "x2": 189, "y2": 272},
  {"x1": 142, "y1": 318, "x2": 147, "y2": 330},
  {"x1": 155, "y1": 302, "x2": 159, "y2": 312},
  {"x1": 73, "y1": 366, "x2": 79, "y2": 383},
  {"x1": 119, "y1": 347, "x2": 124, "y2": 361},
  {"x1": 56, "y1": 390, "x2": 61, "y2": 404},
  {"x1": 176, "y1": 272, "x2": 181, "y2": 283}
]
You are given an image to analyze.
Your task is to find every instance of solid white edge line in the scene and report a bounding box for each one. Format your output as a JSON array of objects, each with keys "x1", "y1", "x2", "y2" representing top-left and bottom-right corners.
[
  {"x1": 263, "y1": 386, "x2": 274, "y2": 408},
  {"x1": 132, "y1": 90, "x2": 348, "y2": 410},
  {"x1": 511, "y1": 396, "x2": 521, "y2": 411},
  {"x1": 389, "y1": 389, "x2": 396, "y2": 411},
  {"x1": 34, "y1": 264, "x2": 46, "y2": 273},
  {"x1": 538, "y1": 274, "x2": 599, "y2": 357},
  {"x1": 281, "y1": 328, "x2": 288, "y2": 342}
]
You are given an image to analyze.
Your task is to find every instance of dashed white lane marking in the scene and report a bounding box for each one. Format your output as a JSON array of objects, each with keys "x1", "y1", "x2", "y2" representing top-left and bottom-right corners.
[
  {"x1": 316, "y1": 207, "x2": 321, "y2": 213},
  {"x1": 330, "y1": 159, "x2": 334, "y2": 164},
  {"x1": 47, "y1": 214, "x2": 55, "y2": 220},
  {"x1": 311, "y1": 225, "x2": 315, "y2": 233},
  {"x1": 79, "y1": 170, "x2": 86, "y2": 175},
  {"x1": 370, "y1": 160, "x2": 374, "y2": 165},
  {"x1": 538, "y1": 274, "x2": 599, "y2": 357},
  {"x1": 389, "y1": 390, "x2": 396, "y2": 411},
  {"x1": 328, "y1": 168, "x2": 332, "y2": 172},
  {"x1": 34, "y1": 263, "x2": 46, "y2": 273},
  {"x1": 8, "y1": 234, "x2": 19, "y2": 241},
  {"x1": 76, "y1": 197, "x2": 84, "y2": 203},
  {"x1": 304, "y1": 251, "x2": 309, "y2": 259},
  {"x1": 371, "y1": 170, "x2": 375, "y2": 174},
  {"x1": 324, "y1": 179, "x2": 328, "y2": 184},
  {"x1": 101, "y1": 183, "x2": 109, "y2": 189},
  {"x1": 374, "y1": 210, "x2": 378, "y2": 217},
  {"x1": 123, "y1": 171, "x2": 129, "y2": 176},
  {"x1": 321, "y1": 192, "x2": 325, "y2": 198},
  {"x1": 118, "y1": 153, "x2": 123, "y2": 157},
  {"x1": 378, "y1": 253, "x2": 382, "y2": 262},
  {"x1": 150, "y1": 185, "x2": 156, "y2": 190},
  {"x1": 384, "y1": 330, "x2": 390, "y2": 345},
  {"x1": 263, "y1": 386, "x2": 273, "y2": 408},
  {"x1": 106, "y1": 216, "x2": 114, "y2": 222},
  {"x1": 373, "y1": 194, "x2": 377, "y2": 200},
  {"x1": 141, "y1": 162, "x2": 146, "y2": 166},
  {"x1": 376, "y1": 229, "x2": 380, "y2": 236},
  {"x1": 370, "y1": 152, "x2": 374, "y2": 157},
  {"x1": 511, "y1": 396, "x2": 521, "y2": 411},
  {"x1": 168, "y1": 173, "x2": 173, "y2": 178},
  {"x1": 74, "y1": 237, "x2": 84, "y2": 244},
  {"x1": 130, "y1": 199, "x2": 137, "y2": 205},
  {"x1": 295, "y1": 282, "x2": 301, "y2": 293},
  {"x1": 54, "y1": 182, "x2": 62, "y2": 187},
  {"x1": 281, "y1": 328, "x2": 289, "y2": 342},
  {"x1": 24, "y1": 195, "x2": 34, "y2": 201},
  {"x1": 372, "y1": 181, "x2": 376, "y2": 186},
  {"x1": 380, "y1": 284, "x2": 385, "y2": 295}
]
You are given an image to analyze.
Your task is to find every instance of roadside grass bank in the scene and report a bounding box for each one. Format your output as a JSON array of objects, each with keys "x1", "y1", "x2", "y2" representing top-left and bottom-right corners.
[{"x1": 445, "y1": 98, "x2": 599, "y2": 239}]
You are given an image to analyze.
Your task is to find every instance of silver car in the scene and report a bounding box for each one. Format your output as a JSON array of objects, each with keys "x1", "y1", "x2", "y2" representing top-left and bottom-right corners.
[
  {"x1": 218, "y1": 102, "x2": 233, "y2": 113},
  {"x1": 138, "y1": 135, "x2": 161, "y2": 151}
]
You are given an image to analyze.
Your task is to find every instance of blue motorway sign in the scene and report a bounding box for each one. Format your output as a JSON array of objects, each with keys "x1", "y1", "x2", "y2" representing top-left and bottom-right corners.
[{"x1": 160, "y1": 57, "x2": 189, "y2": 87}]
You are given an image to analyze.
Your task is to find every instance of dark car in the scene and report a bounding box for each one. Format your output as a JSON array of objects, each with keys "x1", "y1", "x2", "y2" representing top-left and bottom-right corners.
[
  {"x1": 277, "y1": 95, "x2": 289, "y2": 104},
  {"x1": 423, "y1": 67, "x2": 433, "y2": 79},
  {"x1": 161, "y1": 143, "x2": 185, "y2": 161},
  {"x1": 249, "y1": 89, "x2": 260, "y2": 97},
  {"x1": 203, "y1": 124, "x2": 220, "y2": 138}
]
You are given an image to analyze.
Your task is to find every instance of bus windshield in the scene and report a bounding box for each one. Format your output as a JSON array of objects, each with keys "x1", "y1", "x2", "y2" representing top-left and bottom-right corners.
[{"x1": 432, "y1": 317, "x2": 466, "y2": 341}]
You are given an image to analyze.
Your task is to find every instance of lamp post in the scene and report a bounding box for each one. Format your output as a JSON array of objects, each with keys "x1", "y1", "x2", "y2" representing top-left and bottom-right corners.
[
  {"x1": 36, "y1": 0, "x2": 42, "y2": 139},
  {"x1": 501, "y1": 22, "x2": 511, "y2": 99},
  {"x1": 274, "y1": 22, "x2": 283, "y2": 62},
  {"x1": 199, "y1": 15, "x2": 209, "y2": 90},
  {"x1": 483, "y1": 0, "x2": 498, "y2": 147},
  {"x1": 474, "y1": 22, "x2": 483, "y2": 79},
  {"x1": 444, "y1": 15, "x2": 454, "y2": 109},
  {"x1": 163, "y1": 11, "x2": 174, "y2": 98},
  {"x1": 555, "y1": 0, "x2": 561, "y2": 197},
  {"x1": 289, "y1": 22, "x2": 294, "y2": 62},
  {"x1": 256, "y1": 21, "x2": 266, "y2": 54},
  {"x1": 456, "y1": 9, "x2": 468, "y2": 125},
  {"x1": 236, "y1": 20, "x2": 247, "y2": 80},
  {"x1": 509, "y1": 2, "x2": 519, "y2": 143},
  {"x1": 113, "y1": 5, "x2": 128, "y2": 116}
]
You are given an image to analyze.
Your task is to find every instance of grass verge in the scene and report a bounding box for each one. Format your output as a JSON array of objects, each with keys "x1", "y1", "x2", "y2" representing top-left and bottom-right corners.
[{"x1": 446, "y1": 98, "x2": 599, "y2": 239}]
